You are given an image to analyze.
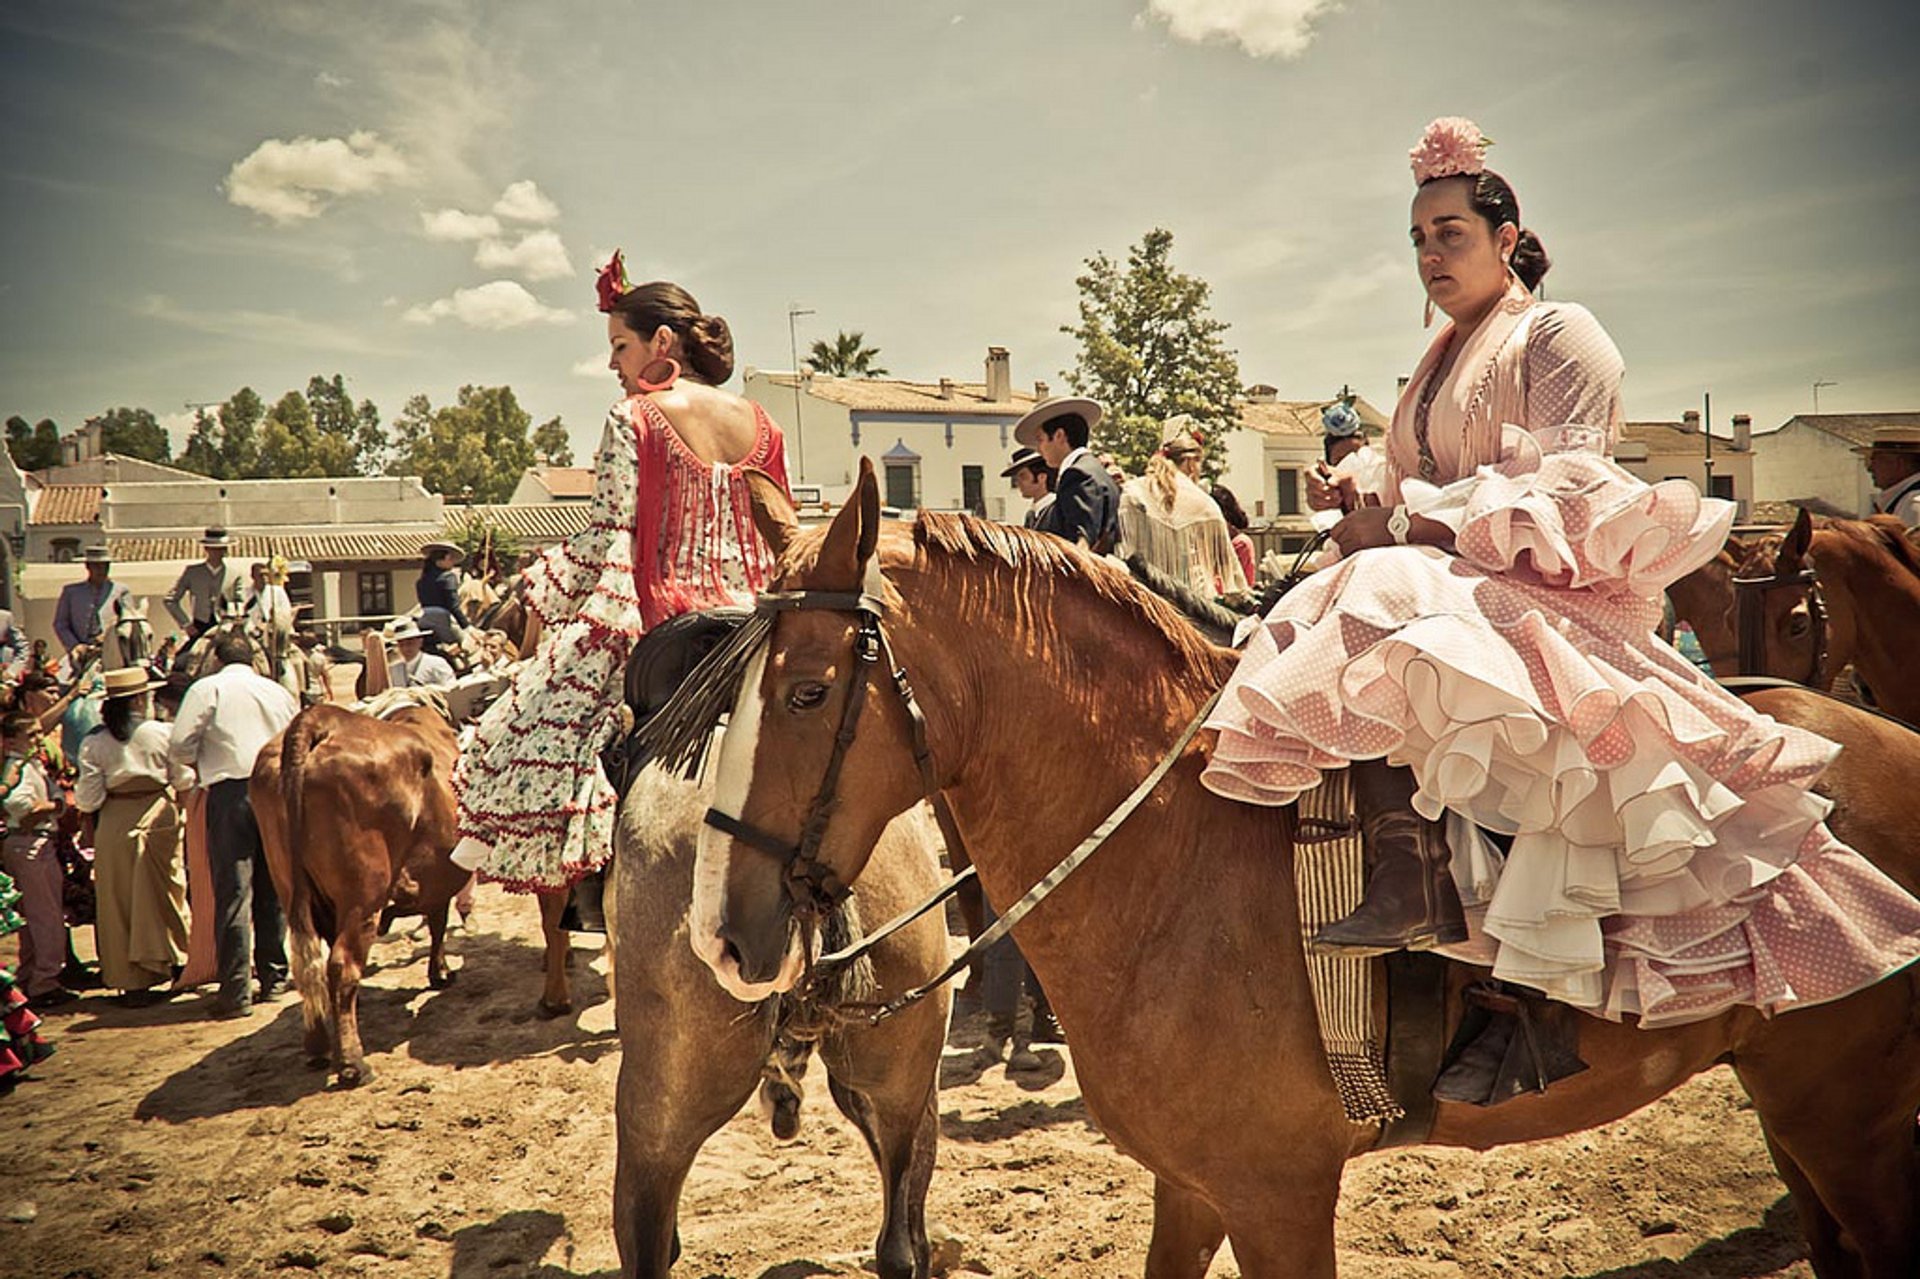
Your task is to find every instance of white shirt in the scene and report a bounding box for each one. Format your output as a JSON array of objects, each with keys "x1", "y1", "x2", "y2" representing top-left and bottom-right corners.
[
  {"x1": 2, "y1": 754, "x2": 51, "y2": 839},
  {"x1": 1874, "y1": 472, "x2": 1920, "y2": 528},
  {"x1": 246, "y1": 582, "x2": 294, "y2": 634},
  {"x1": 168, "y1": 661, "x2": 300, "y2": 788},
  {"x1": 77, "y1": 719, "x2": 188, "y2": 812},
  {"x1": 390, "y1": 650, "x2": 455, "y2": 688}
]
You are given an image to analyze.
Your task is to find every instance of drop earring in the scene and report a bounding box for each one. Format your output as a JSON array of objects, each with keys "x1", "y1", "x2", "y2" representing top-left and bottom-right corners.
[{"x1": 1423, "y1": 296, "x2": 1435, "y2": 329}]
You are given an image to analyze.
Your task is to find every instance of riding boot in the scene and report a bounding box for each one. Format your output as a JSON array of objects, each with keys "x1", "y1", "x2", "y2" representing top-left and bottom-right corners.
[{"x1": 1310, "y1": 760, "x2": 1467, "y2": 956}]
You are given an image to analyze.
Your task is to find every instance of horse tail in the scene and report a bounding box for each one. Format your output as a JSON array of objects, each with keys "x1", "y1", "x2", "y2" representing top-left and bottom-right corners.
[{"x1": 280, "y1": 708, "x2": 333, "y2": 1030}]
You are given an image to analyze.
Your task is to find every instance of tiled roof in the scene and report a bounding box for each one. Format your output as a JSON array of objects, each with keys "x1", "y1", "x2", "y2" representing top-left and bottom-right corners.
[
  {"x1": 106, "y1": 529, "x2": 443, "y2": 564},
  {"x1": 1771, "y1": 412, "x2": 1920, "y2": 449},
  {"x1": 1621, "y1": 421, "x2": 1746, "y2": 458},
  {"x1": 1238, "y1": 396, "x2": 1389, "y2": 438},
  {"x1": 522, "y1": 467, "x2": 595, "y2": 498},
  {"x1": 29, "y1": 484, "x2": 104, "y2": 526},
  {"x1": 766, "y1": 373, "x2": 1039, "y2": 417},
  {"x1": 453, "y1": 504, "x2": 591, "y2": 542}
]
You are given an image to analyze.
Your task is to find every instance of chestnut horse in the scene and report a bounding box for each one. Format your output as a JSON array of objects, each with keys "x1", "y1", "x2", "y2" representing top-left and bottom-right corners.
[
  {"x1": 1731, "y1": 509, "x2": 1920, "y2": 724},
  {"x1": 694, "y1": 463, "x2": 1920, "y2": 1279}
]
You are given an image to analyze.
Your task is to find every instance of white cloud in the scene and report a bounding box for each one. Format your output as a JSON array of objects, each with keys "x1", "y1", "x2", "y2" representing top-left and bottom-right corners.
[
  {"x1": 492, "y1": 179, "x2": 559, "y2": 224},
  {"x1": 1142, "y1": 0, "x2": 1341, "y2": 60},
  {"x1": 223, "y1": 130, "x2": 409, "y2": 224},
  {"x1": 403, "y1": 280, "x2": 572, "y2": 330},
  {"x1": 572, "y1": 356, "x2": 610, "y2": 379},
  {"x1": 135, "y1": 294, "x2": 395, "y2": 356},
  {"x1": 420, "y1": 208, "x2": 502, "y2": 242},
  {"x1": 474, "y1": 230, "x2": 574, "y2": 281},
  {"x1": 315, "y1": 70, "x2": 349, "y2": 89}
]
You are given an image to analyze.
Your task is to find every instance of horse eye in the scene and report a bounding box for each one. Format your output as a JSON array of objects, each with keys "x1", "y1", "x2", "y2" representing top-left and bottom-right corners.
[
  {"x1": 786, "y1": 682, "x2": 831, "y2": 713},
  {"x1": 1787, "y1": 610, "x2": 1811, "y2": 638}
]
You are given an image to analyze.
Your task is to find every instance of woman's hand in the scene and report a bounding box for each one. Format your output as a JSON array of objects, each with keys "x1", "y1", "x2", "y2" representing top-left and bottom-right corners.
[
  {"x1": 1328, "y1": 507, "x2": 1454, "y2": 558},
  {"x1": 1305, "y1": 465, "x2": 1356, "y2": 513}
]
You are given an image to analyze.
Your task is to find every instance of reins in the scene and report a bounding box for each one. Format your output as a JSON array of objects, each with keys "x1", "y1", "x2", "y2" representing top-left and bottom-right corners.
[
  {"x1": 700, "y1": 574, "x2": 1225, "y2": 1026},
  {"x1": 1731, "y1": 564, "x2": 1828, "y2": 687}
]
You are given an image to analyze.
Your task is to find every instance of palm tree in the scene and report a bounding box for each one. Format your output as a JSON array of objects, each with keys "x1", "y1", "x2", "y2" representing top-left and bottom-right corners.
[{"x1": 808, "y1": 330, "x2": 889, "y2": 378}]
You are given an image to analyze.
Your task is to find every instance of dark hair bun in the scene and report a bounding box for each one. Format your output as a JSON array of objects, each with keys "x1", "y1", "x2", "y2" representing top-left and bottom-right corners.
[
  {"x1": 1511, "y1": 228, "x2": 1551, "y2": 292},
  {"x1": 684, "y1": 313, "x2": 735, "y2": 384}
]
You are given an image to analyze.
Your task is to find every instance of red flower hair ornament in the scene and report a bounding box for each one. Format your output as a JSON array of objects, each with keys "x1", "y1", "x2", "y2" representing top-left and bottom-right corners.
[{"x1": 595, "y1": 250, "x2": 631, "y2": 313}]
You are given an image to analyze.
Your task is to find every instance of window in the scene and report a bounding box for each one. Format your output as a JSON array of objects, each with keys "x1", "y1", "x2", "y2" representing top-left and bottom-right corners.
[
  {"x1": 50, "y1": 538, "x2": 78, "y2": 563},
  {"x1": 1276, "y1": 468, "x2": 1301, "y2": 516},
  {"x1": 961, "y1": 465, "x2": 985, "y2": 516},
  {"x1": 884, "y1": 462, "x2": 918, "y2": 510},
  {"x1": 357, "y1": 570, "x2": 392, "y2": 617},
  {"x1": 1708, "y1": 474, "x2": 1735, "y2": 500}
]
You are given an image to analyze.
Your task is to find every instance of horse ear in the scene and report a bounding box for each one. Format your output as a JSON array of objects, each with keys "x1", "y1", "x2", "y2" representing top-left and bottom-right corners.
[
  {"x1": 1777, "y1": 507, "x2": 1814, "y2": 572},
  {"x1": 816, "y1": 458, "x2": 880, "y2": 588},
  {"x1": 742, "y1": 468, "x2": 798, "y2": 557}
]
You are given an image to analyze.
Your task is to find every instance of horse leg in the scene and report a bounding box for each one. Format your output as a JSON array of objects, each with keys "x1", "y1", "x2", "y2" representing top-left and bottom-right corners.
[
  {"x1": 536, "y1": 888, "x2": 571, "y2": 1017},
  {"x1": 1758, "y1": 1123, "x2": 1852, "y2": 1277},
  {"x1": 609, "y1": 1130, "x2": 695, "y2": 1279},
  {"x1": 1143, "y1": 1178, "x2": 1225, "y2": 1279},
  {"x1": 1733, "y1": 980, "x2": 1920, "y2": 1279},
  {"x1": 826, "y1": 1073, "x2": 936, "y2": 1279},
  {"x1": 424, "y1": 900, "x2": 455, "y2": 990},
  {"x1": 330, "y1": 911, "x2": 379, "y2": 1086}
]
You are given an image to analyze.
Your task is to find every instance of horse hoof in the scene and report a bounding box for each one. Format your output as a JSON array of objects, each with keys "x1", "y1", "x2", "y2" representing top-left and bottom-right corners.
[
  {"x1": 428, "y1": 969, "x2": 456, "y2": 990},
  {"x1": 337, "y1": 1064, "x2": 367, "y2": 1088},
  {"x1": 536, "y1": 999, "x2": 571, "y2": 1020}
]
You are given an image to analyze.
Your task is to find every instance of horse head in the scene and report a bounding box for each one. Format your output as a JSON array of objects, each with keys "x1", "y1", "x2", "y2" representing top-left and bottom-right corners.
[
  {"x1": 113, "y1": 596, "x2": 153, "y2": 664},
  {"x1": 1731, "y1": 508, "x2": 1832, "y2": 687},
  {"x1": 691, "y1": 459, "x2": 932, "y2": 1002}
]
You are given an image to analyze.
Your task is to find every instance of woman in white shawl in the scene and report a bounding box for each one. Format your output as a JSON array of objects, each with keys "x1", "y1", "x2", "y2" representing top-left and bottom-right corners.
[{"x1": 1118, "y1": 416, "x2": 1250, "y2": 601}]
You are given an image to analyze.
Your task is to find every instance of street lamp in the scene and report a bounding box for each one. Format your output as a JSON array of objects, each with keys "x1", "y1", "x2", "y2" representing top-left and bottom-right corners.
[
  {"x1": 787, "y1": 304, "x2": 815, "y2": 481},
  {"x1": 1813, "y1": 379, "x2": 1838, "y2": 414}
]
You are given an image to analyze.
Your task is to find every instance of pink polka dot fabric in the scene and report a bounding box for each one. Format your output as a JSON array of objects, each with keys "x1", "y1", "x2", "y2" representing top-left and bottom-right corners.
[{"x1": 1203, "y1": 293, "x2": 1920, "y2": 1027}]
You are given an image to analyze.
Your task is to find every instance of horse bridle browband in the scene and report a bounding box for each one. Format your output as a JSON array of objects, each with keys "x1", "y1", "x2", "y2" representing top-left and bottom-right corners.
[
  {"x1": 701, "y1": 574, "x2": 1221, "y2": 1024},
  {"x1": 1731, "y1": 565, "x2": 1828, "y2": 688}
]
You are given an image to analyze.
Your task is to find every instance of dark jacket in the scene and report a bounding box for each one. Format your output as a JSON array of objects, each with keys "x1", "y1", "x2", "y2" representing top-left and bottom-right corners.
[
  {"x1": 1040, "y1": 452, "x2": 1121, "y2": 553},
  {"x1": 416, "y1": 568, "x2": 470, "y2": 626}
]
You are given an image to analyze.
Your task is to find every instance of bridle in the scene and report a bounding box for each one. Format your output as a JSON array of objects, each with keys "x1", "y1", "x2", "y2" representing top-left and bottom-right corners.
[
  {"x1": 701, "y1": 583, "x2": 969, "y2": 927},
  {"x1": 698, "y1": 569, "x2": 1220, "y2": 1023},
  {"x1": 1731, "y1": 562, "x2": 1828, "y2": 688}
]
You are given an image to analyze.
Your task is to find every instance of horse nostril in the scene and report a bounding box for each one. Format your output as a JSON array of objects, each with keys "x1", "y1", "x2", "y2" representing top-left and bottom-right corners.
[{"x1": 721, "y1": 937, "x2": 745, "y2": 970}]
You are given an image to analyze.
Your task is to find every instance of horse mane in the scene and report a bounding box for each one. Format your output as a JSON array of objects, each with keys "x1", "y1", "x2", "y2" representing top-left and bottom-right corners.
[
  {"x1": 909, "y1": 512, "x2": 1236, "y2": 684},
  {"x1": 1820, "y1": 514, "x2": 1920, "y2": 582}
]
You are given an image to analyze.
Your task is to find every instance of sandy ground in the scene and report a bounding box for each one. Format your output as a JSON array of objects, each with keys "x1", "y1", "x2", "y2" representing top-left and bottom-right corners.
[{"x1": 7, "y1": 886, "x2": 1814, "y2": 1279}]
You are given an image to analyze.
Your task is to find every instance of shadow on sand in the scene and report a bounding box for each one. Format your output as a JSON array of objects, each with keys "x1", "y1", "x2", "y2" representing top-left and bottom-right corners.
[
  {"x1": 1576, "y1": 1196, "x2": 1807, "y2": 1279},
  {"x1": 445, "y1": 1209, "x2": 618, "y2": 1278}
]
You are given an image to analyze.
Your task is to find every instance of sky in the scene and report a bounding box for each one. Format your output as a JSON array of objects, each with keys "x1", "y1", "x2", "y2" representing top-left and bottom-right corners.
[{"x1": 3, "y1": 0, "x2": 1917, "y2": 466}]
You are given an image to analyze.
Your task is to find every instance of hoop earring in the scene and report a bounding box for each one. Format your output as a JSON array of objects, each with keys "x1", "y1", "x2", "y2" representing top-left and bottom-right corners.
[{"x1": 634, "y1": 357, "x2": 681, "y2": 394}]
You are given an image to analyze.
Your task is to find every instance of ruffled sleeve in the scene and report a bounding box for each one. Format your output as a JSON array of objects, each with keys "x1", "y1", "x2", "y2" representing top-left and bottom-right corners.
[
  {"x1": 520, "y1": 403, "x2": 646, "y2": 640},
  {"x1": 1421, "y1": 428, "x2": 1736, "y2": 597},
  {"x1": 1523, "y1": 303, "x2": 1624, "y2": 452}
]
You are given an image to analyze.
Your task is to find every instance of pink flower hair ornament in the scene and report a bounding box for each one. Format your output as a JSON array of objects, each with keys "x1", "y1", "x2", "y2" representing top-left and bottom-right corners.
[
  {"x1": 1409, "y1": 117, "x2": 1493, "y2": 186},
  {"x1": 595, "y1": 250, "x2": 631, "y2": 313}
]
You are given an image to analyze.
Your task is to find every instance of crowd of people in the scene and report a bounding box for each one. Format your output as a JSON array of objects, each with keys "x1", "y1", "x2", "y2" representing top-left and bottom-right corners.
[{"x1": 9, "y1": 113, "x2": 1920, "y2": 1106}]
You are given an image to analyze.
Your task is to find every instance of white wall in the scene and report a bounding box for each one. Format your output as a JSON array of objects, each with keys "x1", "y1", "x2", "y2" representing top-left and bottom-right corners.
[
  {"x1": 100, "y1": 475, "x2": 441, "y2": 535},
  {"x1": 1749, "y1": 425, "x2": 1871, "y2": 514}
]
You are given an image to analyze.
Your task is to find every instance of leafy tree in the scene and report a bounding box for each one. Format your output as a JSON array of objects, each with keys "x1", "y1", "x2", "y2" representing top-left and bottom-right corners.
[
  {"x1": 5, "y1": 415, "x2": 61, "y2": 470},
  {"x1": 87, "y1": 406, "x2": 172, "y2": 462},
  {"x1": 254, "y1": 390, "x2": 318, "y2": 478},
  {"x1": 176, "y1": 387, "x2": 265, "y2": 479},
  {"x1": 391, "y1": 385, "x2": 536, "y2": 504},
  {"x1": 531, "y1": 416, "x2": 573, "y2": 467},
  {"x1": 302, "y1": 374, "x2": 378, "y2": 476},
  {"x1": 448, "y1": 508, "x2": 524, "y2": 576},
  {"x1": 808, "y1": 330, "x2": 889, "y2": 378},
  {"x1": 1061, "y1": 227, "x2": 1242, "y2": 475},
  {"x1": 178, "y1": 407, "x2": 223, "y2": 476}
]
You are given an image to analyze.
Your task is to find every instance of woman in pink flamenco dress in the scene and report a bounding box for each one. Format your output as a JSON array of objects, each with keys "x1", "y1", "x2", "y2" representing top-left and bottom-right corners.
[
  {"x1": 451, "y1": 257, "x2": 790, "y2": 894},
  {"x1": 1202, "y1": 118, "x2": 1920, "y2": 1029}
]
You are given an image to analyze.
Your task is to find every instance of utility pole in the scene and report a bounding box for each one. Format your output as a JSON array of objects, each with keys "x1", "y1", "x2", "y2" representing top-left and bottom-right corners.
[
  {"x1": 1702, "y1": 390, "x2": 1713, "y2": 499},
  {"x1": 787, "y1": 305, "x2": 815, "y2": 482},
  {"x1": 1813, "y1": 379, "x2": 1837, "y2": 414}
]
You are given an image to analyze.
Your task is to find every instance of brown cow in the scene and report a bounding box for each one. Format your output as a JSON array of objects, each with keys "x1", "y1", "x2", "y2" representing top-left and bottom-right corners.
[{"x1": 253, "y1": 704, "x2": 468, "y2": 1084}]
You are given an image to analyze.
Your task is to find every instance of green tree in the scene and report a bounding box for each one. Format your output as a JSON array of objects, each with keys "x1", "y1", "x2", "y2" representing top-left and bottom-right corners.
[
  {"x1": 219, "y1": 387, "x2": 264, "y2": 478},
  {"x1": 808, "y1": 330, "x2": 889, "y2": 378},
  {"x1": 87, "y1": 406, "x2": 172, "y2": 462},
  {"x1": 1061, "y1": 227, "x2": 1242, "y2": 475},
  {"x1": 531, "y1": 416, "x2": 573, "y2": 467},
  {"x1": 5, "y1": 415, "x2": 62, "y2": 470},
  {"x1": 254, "y1": 390, "x2": 318, "y2": 478},
  {"x1": 303, "y1": 374, "x2": 374, "y2": 475},
  {"x1": 391, "y1": 385, "x2": 536, "y2": 504},
  {"x1": 448, "y1": 508, "x2": 524, "y2": 575},
  {"x1": 178, "y1": 407, "x2": 223, "y2": 476}
]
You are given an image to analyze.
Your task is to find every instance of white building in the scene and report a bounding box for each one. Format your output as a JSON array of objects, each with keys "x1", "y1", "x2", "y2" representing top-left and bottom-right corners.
[
  {"x1": 743, "y1": 347, "x2": 1043, "y2": 521},
  {"x1": 1747, "y1": 412, "x2": 1920, "y2": 518}
]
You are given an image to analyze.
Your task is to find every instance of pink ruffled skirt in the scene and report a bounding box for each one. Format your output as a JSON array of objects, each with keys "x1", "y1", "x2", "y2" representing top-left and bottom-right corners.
[{"x1": 1202, "y1": 544, "x2": 1920, "y2": 1027}]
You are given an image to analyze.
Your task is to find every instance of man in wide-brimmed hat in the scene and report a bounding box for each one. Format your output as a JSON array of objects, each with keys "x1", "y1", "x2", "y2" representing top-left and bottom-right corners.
[
  {"x1": 1000, "y1": 446, "x2": 1056, "y2": 530},
  {"x1": 53, "y1": 546, "x2": 132, "y2": 657},
  {"x1": 164, "y1": 527, "x2": 242, "y2": 640},
  {"x1": 386, "y1": 620, "x2": 455, "y2": 689},
  {"x1": 1858, "y1": 425, "x2": 1920, "y2": 528},
  {"x1": 1012, "y1": 396, "x2": 1119, "y2": 553}
]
